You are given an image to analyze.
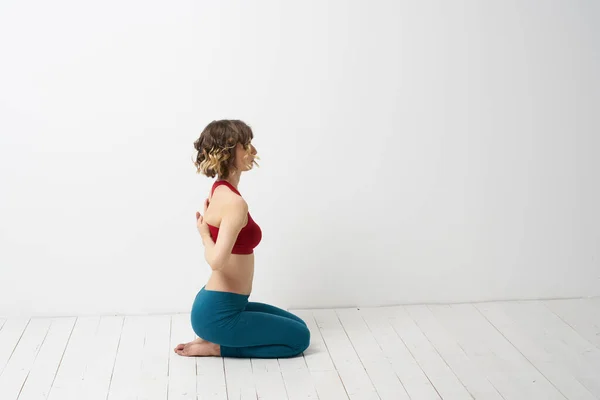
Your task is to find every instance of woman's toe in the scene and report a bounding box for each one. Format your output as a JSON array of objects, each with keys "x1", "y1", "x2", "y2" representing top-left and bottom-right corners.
[{"x1": 181, "y1": 344, "x2": 191, "y2": 356}]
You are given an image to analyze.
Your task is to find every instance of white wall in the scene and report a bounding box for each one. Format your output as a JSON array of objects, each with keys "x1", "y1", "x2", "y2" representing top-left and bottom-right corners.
[{"x1": 1, "y1": 0, "x2": 599, "y2": 317}]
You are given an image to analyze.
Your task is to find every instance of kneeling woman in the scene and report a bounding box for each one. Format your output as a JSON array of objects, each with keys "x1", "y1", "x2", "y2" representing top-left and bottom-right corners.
[{"x1": 175, "y1": 120, "x2": 310, "y2": 358}]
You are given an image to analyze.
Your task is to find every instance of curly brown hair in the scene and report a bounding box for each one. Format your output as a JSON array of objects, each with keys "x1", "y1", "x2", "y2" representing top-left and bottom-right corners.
[{"x1": 193, "y1": 119, "x2": 255, "y2": 179}]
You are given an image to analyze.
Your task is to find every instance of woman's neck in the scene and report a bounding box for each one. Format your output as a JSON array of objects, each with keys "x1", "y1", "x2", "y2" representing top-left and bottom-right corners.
[{"x1": 220, "y1": 171, "x2": 240, "y2": 188}]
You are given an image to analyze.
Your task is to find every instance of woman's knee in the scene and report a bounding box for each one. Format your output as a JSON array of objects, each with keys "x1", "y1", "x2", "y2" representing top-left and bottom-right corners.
[
  {"x1": 296, "y1": 315, "x2": 308, "y2": 327},
  {"x1": 291, "y1": 324, "x2": 311, "y2": 356},
  {"x1": 301, "y1": 325, "x2": 311, "y2": 350}
]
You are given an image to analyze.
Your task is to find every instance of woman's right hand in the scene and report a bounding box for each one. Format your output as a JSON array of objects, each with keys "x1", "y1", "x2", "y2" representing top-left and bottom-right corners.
[{"x1": 196, "y1": 198, "x2": 211, "y2": 241}]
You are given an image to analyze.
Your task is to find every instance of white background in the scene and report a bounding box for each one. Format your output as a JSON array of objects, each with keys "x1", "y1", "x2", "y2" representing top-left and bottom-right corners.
[{"x1": 1, "y1": 0, "x2": 599, "y2": 317}]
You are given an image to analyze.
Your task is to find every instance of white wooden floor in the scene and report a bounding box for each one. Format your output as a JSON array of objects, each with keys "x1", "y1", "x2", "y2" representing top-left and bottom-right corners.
[{"x1": 1, "y1": 298, "x2": 599, "y2": 400}]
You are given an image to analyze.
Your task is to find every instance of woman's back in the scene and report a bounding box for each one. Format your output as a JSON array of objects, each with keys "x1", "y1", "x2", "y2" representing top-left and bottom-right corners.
[{"x1": 203, "y1": 181, "x2": 257, "y2": 294}]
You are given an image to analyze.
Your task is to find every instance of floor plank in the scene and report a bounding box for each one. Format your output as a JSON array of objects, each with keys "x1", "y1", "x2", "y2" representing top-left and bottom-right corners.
[
  {"x1": 0, "y1": 318, "x2": 52, "y2": 400},
  {"x1": 360, "y1": 307, "x2": 441, "y2": 400},
  {"x1": 545, "y1": 299, "x2": 600, "y2": 349},
  {"x1": 278, "y1": 354, "x2": 319, "y2": 400},
  {"x1": 17, "y1": 317, "x2": 76, "y2": 400},
  {"x1": 108, "y1": 315, "x2": 171, "y2": 400},
  {"x1": 430, "y1": 304, "x2": 566, "y2": 400},
  {"x1": 196, "y1": 355, "x2": 227, "y2": 400},
  {"x1": 384, "y1": 306, "x2": 472, "y2": 400},
  {"x1": 336, "y1": 308, "x2": 410, "y2": 400},
  {"x1": 312, "y1": 309, "x2": 379, "y2": 400},
  {"x1": 223, "y1": 357, "x2": 257, "y2": 400},
  {"x1": 141, "y1": 315, "x2": 170, "y2": 400},
  {"x1": 295, "y1": 310, "x2": 349, "y2": 400},
  {"x1": 82, "y1": 316, "x2": 124, "y2": 400},
  {"x1": 168, "y1": 314, "x2": 197, "y2": 400},
  {"x1": 0, "y1": 318, "x2": 29, "y2": 376},
  {"x1": 107, "y1": 316, "x2": 144, "y2": 400},
  {"x1": 47, "y1": 316, "x2": 123, "y2": 400},
  {"x1": 477, "y1": 302, "x2": 596, "y2": 400},
  {"x1": 406, "y1": 305, "x2": 504, "y2": 399},
  {"x1": 499, "y1": 301, "x2": 600, "y2": 398},
  {"x1": 251, "y1": 358, "x2": 288, "y2": 400}
]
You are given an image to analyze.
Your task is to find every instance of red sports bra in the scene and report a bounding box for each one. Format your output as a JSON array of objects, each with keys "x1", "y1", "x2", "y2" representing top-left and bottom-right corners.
[{"x1": 206, "y1": 180, "x2": 262, "y2": 255}]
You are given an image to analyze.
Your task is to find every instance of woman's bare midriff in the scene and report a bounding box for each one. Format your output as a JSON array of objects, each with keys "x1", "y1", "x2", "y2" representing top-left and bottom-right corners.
[{"x1": 205, "y1": 253, "x2": 255, "y2": 295}]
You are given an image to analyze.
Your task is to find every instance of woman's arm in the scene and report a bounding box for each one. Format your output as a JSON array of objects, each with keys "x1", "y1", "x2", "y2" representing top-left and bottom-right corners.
[{"x1": 197, "y1": 196, "x2": 247, "y2": 271}]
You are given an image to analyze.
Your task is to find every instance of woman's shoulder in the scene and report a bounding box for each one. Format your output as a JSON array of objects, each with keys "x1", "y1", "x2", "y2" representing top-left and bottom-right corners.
[{"x1": 211, "y1": 185, "x2": 248, "y2": 211}]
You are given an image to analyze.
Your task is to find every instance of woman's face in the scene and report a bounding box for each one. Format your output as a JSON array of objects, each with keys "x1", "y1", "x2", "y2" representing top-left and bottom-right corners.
[{"x1": 235, "y1": 141, "x2": 258, "y2": 171}]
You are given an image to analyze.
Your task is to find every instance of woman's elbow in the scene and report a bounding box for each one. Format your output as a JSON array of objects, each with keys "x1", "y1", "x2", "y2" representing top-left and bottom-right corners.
[
  {"x1": 207, "y1": 254, "x2": 228, "y2": 271},
  {"x1": 209, "y1": 261, "x2": 225, "y2": 271}
]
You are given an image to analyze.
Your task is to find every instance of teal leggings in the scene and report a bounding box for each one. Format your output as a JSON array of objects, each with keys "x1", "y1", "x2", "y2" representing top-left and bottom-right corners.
[{"x1": 190, "y1": 287, "x2": 310, "y2": 358}]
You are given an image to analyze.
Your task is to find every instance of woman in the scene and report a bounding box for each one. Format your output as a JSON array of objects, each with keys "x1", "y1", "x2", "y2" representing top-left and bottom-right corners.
[{"x1": 174, "y1": 119, "x2": 310, "y2": 358}]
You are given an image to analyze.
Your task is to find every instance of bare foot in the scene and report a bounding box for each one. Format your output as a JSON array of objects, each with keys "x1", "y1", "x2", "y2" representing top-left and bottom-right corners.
[
  {"x1": 174, "y1": 337, "x2": 206, "y2": 353},
  {"x1": 174, "y1": 338, "x2": 220, "y2": 357}
]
